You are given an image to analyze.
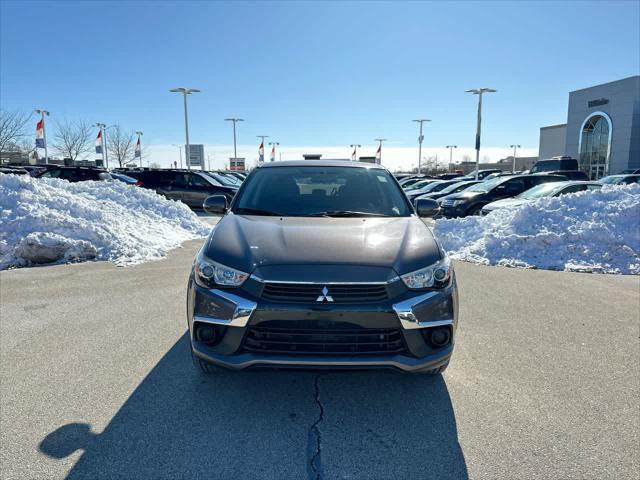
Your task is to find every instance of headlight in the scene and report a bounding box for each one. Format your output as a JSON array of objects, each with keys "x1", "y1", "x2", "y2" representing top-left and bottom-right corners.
[
  {"x1": 451, "y1": 200, "x2": 466, "y2": 207},
  {"x1": 401, "y1": 257, "x2": 452, "y2": 290},
  {"x1": 194, "y1": 256, "x2": 249, "y2": 288}
]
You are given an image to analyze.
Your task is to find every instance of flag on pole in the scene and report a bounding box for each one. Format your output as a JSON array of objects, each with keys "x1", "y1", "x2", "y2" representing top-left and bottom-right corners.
[
  {"x1": 258, "y1": 142, "x2": 264, "y2": 162},
  {"x1": 95, "y1": 129, "x2": 103, "y2": 154},
  {"x1": 270, "y1": 145, "x2": 275, "y2": 162},
  {"x1": 35, "y1": 120, "x2": 45, "y2": 148},
  {"x1": 134, "y1": 136, "x2": 141, "y2": 158},
  {"x1": 375, "y1": 145, "x2": 381, "y2": 163},
  {"x1": 351, "y1": 147, "x2": 356, "y2": 161}
]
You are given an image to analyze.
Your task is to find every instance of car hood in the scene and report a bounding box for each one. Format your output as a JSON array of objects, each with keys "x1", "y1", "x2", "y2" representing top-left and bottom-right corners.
[
  {"x1": 483, "y1": 198, "x2": 528, "y2": 211},
  {"x1": 441, "y1": 190, "x2": 484, "y2": 201},
  {"x1": 203, "y1": 214, "x2": 441, "y2": 279}
]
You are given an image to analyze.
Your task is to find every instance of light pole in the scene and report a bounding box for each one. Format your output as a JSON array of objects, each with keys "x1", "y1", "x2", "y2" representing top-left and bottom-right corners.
[
  {"x1": 172, "y1": 144, "x2": 183, "y2": 168},
  {"x1": 466, "y1": 87, "x2": 496, "y2": 180},
  {"x1": 224, "y1": 118, "x2": 244, "y2": 161},
  {"x1": 170, "y1": 87, "x2": 200, "y2": 170},
  {"x1": 268, "y1": 142, "x2": 279, "y2": 162},
  {"x1": 446, "y1": 145, "x2": 457, "y2": 172},
  {"x1": 374, "y1": 138, "x2": 387, "y2": 164},
  {"x1": 350, "y1": 144, "x2": 361, "y2": 161},
  {"x1": 412, "y1": 119, "x2": 431, "y2": 174},
  {"x1": 257, "y1": 135, "x2": 268, "y2": 162},
  {"x1": 135, "y1": 131, "x2": 143, "y2": 167},
  {"x1": 35, "y1": 109, "x2": 50, "y2": 164},
  {"x1": 510, "y1": 144, "x2": 521, "y2": 172}
]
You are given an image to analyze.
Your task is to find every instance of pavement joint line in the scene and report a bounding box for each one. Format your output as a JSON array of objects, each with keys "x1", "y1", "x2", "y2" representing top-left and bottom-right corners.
[{"x1": 307, "y1": 372, "x2": 326, "y2": 480}]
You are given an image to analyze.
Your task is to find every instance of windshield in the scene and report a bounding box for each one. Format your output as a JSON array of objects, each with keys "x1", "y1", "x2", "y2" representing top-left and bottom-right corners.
[
  {"x1": 599, "y1": 175, "x2": 623, "y2": 184},
  {"x1": 465, "y1": 176, "x2": 509, "y2": 193},
  {"x1": 233, "y1": 166, "x2": 412, "y2": 217},
  {"x1": 415, "y1": 181, "x2": 445, "y2": 193},
  {"x1": 518, "y1": 182, "x2": 559, "y2": 199},
  {"x1": 440, "y1": 181, "x2": 477, "y2": 195},
  {"x1": 207, "y1": 172, "x2": 237, "y2": 187},
  {"x1": 405, "y1": 179, "x2": 433, "y2": 191}
]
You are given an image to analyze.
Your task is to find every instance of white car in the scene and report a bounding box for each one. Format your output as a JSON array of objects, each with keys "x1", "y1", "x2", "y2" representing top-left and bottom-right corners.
[{"x1": 481, "y1": 181, "x2": 602, "y2": 215}]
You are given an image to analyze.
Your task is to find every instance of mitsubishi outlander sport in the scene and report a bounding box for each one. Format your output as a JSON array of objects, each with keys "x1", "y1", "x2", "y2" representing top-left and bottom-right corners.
[{"x1": 187, "y1": 161, "x2": 458, "y2": 374}]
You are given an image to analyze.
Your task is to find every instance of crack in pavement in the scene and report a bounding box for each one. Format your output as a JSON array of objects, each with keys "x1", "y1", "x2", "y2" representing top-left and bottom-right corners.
[{"x1": 307, "y1": 373, "x2": 326, "y2": 480}]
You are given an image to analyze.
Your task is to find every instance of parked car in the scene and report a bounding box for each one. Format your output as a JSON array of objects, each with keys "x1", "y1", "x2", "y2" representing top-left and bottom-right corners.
[
  {"x1": 405, "y1": 179, "x2": 462, "y2": 205},
  {"x1": 202, "y1": 171, "x2": 241, "y2": 188},
  {"x1": 439, "y1": 174, "x2": 565, "y2": 217},
  {"x1": 598, "y1": 174, "x2": 640, "y2": 185},
  {"x1": 399, "y1": 175, "x2": 432, "y2": 187},
  {"x1": 124, "y1": 169, "x2": 238, "y2": 209},
  {"x1": 458, "y1": 169, "x2": 503, "y2": 181},
  {"x1": 617, "y1": 168, "x2": 640, "y2": 175},
  {"x1": 188, "y1": 160, "x2": 456, "y2": 374},
  {"x1": 482, "y1": 171, "x2": 515, "y2": 181},
  {"x1": 435, "y1": 173, "x2": 464, "y2": 180},
  {"x1": 35, "y1": 166, "x2": 113, "y2": 182},
  {"x1": 418, "y1": 180, "x2": 482, "y2": 202},
  {"x1": 481, "y1": 181, "x2": 602, "y2": 215},
  {"x1": 221, "y1": 171, "x2": 247, "y2": 182},
  {"x1": 529, "y1": 156, "x2": 578, "y2": 174},
  {"x1": 403, "y1": 178, "x2": 438, "y2": 191}
]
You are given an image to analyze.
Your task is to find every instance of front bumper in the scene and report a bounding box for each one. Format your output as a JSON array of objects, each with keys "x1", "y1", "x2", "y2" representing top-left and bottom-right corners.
[{"x1": 187, "y1": 276, "x2": 458, "y2": 372}]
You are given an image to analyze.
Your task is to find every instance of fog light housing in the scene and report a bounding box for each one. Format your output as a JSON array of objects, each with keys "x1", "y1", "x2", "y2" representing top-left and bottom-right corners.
[
  {"x1": 422, "y1": 327, "x2": 451, "y2": 348},
  {"x1": 195, "y1": 323, "x2": 224, "y2": 347}
]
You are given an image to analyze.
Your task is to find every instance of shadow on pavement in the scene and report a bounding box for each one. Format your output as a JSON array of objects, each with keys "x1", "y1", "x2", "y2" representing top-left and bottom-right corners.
[{"x1": 40, "y1": 333, "x2": 467, "y2": 480}]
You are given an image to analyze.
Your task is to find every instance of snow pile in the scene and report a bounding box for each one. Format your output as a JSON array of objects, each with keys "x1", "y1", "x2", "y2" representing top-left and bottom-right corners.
[
  {"x1": 0, "y1": 174, "x2": 211, "y2": 270},
  {"x1": 434, "y1": 184, "x2": 640, "y2": 274}
]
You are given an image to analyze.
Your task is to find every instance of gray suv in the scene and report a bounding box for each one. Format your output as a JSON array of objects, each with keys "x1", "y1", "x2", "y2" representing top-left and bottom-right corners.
[{"x1": 187, "y1": 161, "x2": 458, "y2": 374}]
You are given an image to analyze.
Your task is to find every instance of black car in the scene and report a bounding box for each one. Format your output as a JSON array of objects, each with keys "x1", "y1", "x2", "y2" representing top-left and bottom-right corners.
[
  {"x1": 187, "y1": 161, "x2": 457, "y2": 374},
  {"x1": 530, "y1": 156, "x2": 578, "y2": 173},
  {"x1": 0, "y1": 166, "x2": 29, "y2": 175},
  {"x1": 439, "y1": 174, "x2": 565, "y2": 217},
  {"x1": 35, "y1": 166, "x2": 113, "y2": 182},
  {"x1": 124, "y1": 169, "x2": 238, "y2": 209},
  {"x1": 458, "y1": 169, "x2": 503, "y2": 181}
]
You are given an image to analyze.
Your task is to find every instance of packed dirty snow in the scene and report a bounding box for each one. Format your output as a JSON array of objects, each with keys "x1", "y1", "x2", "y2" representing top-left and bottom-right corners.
[
  {"x1": 434, "y1": 184, "x2": 640, "y2": 274},
  {"x1": 0, "y1": 174, "x2": 211, "y2": 270}
]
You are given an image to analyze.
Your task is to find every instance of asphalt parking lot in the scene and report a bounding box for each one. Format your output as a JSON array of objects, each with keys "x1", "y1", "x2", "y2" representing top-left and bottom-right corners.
[{"x1": 1, "y1": 228, "x2": 638, "y2": 479}]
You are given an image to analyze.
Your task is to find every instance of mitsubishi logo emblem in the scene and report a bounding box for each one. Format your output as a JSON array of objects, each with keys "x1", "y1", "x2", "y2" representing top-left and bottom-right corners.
[{"x1": 316, "y1": 286, "x2": 334, "y2": 302}]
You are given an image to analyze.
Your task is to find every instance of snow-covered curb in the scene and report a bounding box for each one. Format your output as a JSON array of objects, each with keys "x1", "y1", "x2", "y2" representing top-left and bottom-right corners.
[
  {"x1": 433, "y1": 184, "x2": 640, "y2": 274},
  {"x1": 0, "y1": 174, "x2": 211, "y2": 270}
]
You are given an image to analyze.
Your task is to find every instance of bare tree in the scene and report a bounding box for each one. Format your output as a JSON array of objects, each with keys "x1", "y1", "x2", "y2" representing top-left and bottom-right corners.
[
  {"x1": 0, "y1": 110, "x2": 31, "y2": 156},
  {"x1": 52, "y1": 119, "x2": 92, "y2": 161},
  {"x1": 107, "y1": 125, "x2": 136, "y2": 168}
]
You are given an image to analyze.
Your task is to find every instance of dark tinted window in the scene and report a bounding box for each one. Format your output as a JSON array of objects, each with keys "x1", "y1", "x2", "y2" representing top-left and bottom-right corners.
[
  {"x1": 233, "y1": 166, "x2": 412, "y2": 217},
  {"x1": 190, "y1": 173, "x2": 213, "y2": 187}
]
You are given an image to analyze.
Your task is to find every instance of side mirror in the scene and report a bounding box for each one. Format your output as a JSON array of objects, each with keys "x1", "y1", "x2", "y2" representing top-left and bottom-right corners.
[
  {"x1": 415, "y1": 198, "x2": 440, "y2": 218},
  {"x1": 203, "y1": 195, "x2": 228, "y2": 215}
]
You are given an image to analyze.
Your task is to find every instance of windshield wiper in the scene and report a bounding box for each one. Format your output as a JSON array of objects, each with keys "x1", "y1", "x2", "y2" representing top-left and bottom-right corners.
[
  {"x1": 234, "y1": 207, "x2": 285, "y2": 216},
  {"x1": 307, "y1": 210, "x2": 387, "y2": 217}
]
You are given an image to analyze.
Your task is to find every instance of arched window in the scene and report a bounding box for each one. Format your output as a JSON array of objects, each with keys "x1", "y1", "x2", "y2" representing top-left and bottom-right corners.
[{"x1": 579, "y1": 112, "x2": 611, "y2": 180}]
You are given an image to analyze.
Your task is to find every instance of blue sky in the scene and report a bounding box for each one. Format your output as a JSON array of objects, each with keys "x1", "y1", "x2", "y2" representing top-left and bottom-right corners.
[{"x1": 1, "y1": 0, "x2": 639, "y2": 169}]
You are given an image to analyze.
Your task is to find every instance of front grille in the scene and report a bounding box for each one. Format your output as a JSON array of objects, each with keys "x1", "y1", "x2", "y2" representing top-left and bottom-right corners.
[
  {"x1": 441, "y1": 199, "x2": 455, "y2": 207},
  {"x1": 243, "y1": 324, "x2": 406, "y2": 356},
  {"x1": 261, "y1": 283, "x2": 388, "y2": 304}
]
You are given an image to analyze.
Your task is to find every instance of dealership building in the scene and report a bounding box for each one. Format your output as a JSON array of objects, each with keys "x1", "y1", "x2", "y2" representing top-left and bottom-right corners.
[{"x1": 539, "y1": 75, "x2": 639, "y2": 179}]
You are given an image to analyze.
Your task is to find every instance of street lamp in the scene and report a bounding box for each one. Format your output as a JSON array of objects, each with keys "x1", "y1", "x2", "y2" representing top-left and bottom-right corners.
[
  {"x1": 446, "y1": 145, "x2": 457, "y2": 172},
  {"x1": 510, "y1": 144, "x2": 521, "y2": 172},
  {"x1": 224, "y1": 118, "x2": 244, "y2": 162},
  {"x1": 170, "y1": 87, "x2": 200, "y2": 170},
  {"x1": 466, "y1": 87, "x2": 496, "y2": 180},
  {"x1": 350, "y1": 144, "x2": 361, "y2": 161},
  {"x1": 412, "y1": 119, "x2": 431, "y2": 174},
  {"x1": 172, "y1": 144, "x2": 183, "y2": 168},
  {"x1": 35, "y1": 109, "x2": 50, "y2": 164},
  {"x1": 374, "y1": 138, "x2": 387, "y2": 164}
]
